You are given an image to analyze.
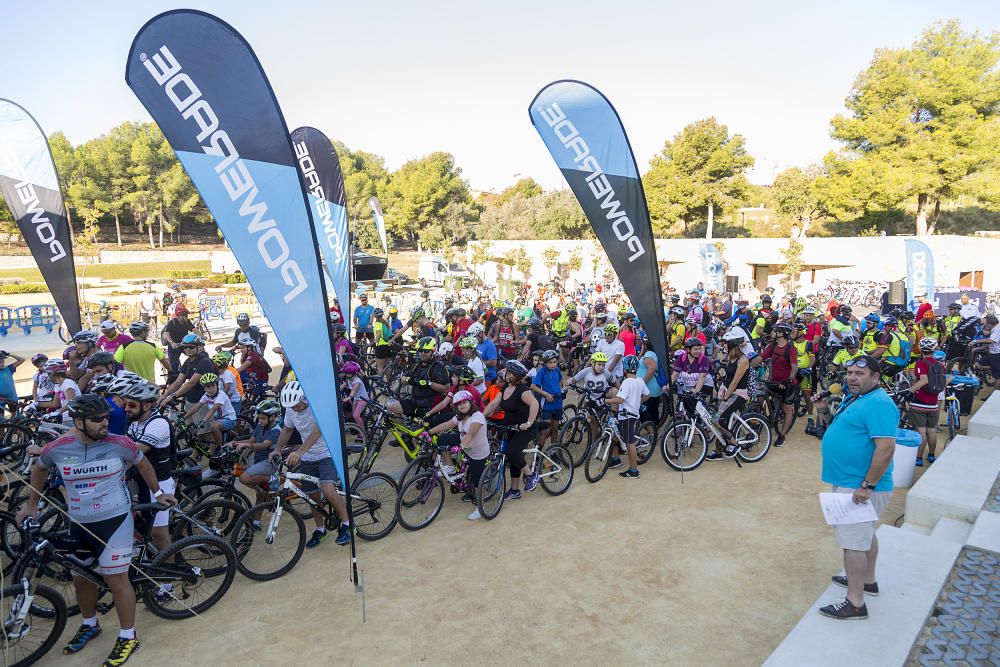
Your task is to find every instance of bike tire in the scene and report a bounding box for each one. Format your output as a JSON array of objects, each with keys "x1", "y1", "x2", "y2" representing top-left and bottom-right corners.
[
  {"x1": 584, "y1": 435, "x2": 612, "y2": 483},
  {"x1": 660, "y1": 422, "x2": 707, "y2": 471},
  {"x1": 396, "y1": 455, "x2": 433, "y2": 493},
  {"x1": 558, "y1": 415, "x2": 592, "y2": 467},
  {"x1": 344, "y1": 422, "x2": 367, "y2": 471},
  {"x1": 636, "y1": 421, "x2": 657, "y2": 465},
  {"x1": 171, "y1": 498, "x2": 246, "y2": 546},
  {"x1": 538, "y1": 445, "x2": 574, "y2": 496},
  {"x1": 395, "y1": 472, "x2": 444, "y2": 531},
  {"x1": 477, "y1": 461, "x2": 506, "y2": 520},
  {"x1": 142, "y1": 534, "x2": 237, "y2": 619},
  {"x1": 351, "y1": 472, "x2": 399, "y2": 541},
  {"x1": 947, "y1": 402, "x2": 958, "y2": 441},
  {"x1": 230, "y1": 500, "x2": 306, "y2": 582},
  {"x1": 0, "y1": 582, "x2": 67, "y2": 667},
  {"x1": 733, "y1": 413, "x2": 772, "y2": 463}
]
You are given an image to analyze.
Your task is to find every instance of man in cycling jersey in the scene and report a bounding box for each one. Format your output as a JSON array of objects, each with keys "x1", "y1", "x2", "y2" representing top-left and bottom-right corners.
[
  {"x1": 871, "y1": 317, "x2": 910, "y2": 378},
  {"x1": 18, "y1": 394, "x2": 177, "y2": 666},
  {"x1": 387, "y1": 337, "x2": 450, "y2": 418},
  {"x1": 216, "y1": 312, "x2": 267, "y2": 354}
]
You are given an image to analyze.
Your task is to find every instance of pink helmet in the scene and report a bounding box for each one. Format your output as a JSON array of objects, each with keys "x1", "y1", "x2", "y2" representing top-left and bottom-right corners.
[
  {"x1": 452, "y1": 390, "x2": 474, "y2": 406},
  {"x1": 340, "y1": 361, "x2": 361, "y2": 375}
]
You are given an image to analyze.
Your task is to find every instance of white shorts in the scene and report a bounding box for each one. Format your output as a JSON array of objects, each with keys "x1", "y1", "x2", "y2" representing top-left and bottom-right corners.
[
  {"x1": 152, "y1": 477, "x2": 177, "y2": 528},
  {"x1": 831, "y1": 485, "x2": 892, "y2": 551}
]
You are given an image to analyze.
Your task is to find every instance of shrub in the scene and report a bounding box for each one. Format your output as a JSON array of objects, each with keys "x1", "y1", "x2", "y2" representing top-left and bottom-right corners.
[
  {"x1": 0, "y1": 284, "x2": 48, "y2": 294},
  {"x1": 214, "y1": 273, "x2": 247, "y2": 284},
  {"x1": 167, "y1": 270, "x2": 207, "y2": 279}
]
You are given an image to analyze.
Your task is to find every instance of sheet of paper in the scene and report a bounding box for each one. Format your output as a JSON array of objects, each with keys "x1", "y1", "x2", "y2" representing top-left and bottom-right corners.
[{"x1": 819, "y1": 492, "x2": 879, "y2": 525}]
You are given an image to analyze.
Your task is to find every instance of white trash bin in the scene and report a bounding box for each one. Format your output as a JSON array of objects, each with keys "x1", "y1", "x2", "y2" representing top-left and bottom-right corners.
[{"x1": 892, "y1": 428, "x2": 921, "y2": 488}]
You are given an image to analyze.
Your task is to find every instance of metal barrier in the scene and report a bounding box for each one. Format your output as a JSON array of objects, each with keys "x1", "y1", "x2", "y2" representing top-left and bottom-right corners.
[
  {"x1": 198, "y1": 295, "x2": 230, "y2": 320},
  {"x1": 0, "y1": 307, "x2": 15, "y2": 337},
  {"x1": 15, "y1": 305, "x2": 59, "y2": 335}
]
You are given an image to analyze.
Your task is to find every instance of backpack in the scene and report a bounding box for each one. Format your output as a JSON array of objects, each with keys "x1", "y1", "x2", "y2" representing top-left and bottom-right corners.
[
  {"x1": 885, "y1": 332, "x2": 912, "y2": 368},
  {"x1": 746, "y1": 365, "x2": 766, "y2": 402},
  {"x1": 924, "y1": 359, "x2": 946, "y2": 395}
]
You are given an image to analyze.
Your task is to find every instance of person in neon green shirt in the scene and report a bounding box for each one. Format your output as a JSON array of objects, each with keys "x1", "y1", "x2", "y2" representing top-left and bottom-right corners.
[
  {"x1": 831, "y1": 336, "x2": 864, "y2": 368},
  {"x1": 114, "y1": 321, "x2": 169, "y2": 383}
]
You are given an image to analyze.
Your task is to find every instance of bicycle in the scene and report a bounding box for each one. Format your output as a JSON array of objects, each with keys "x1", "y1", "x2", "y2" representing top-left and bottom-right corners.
[
  {"x1": 395, "y1": 441, "x2": 476, "y2": 531},
  {"x1": 583, "y1": 413, "x2": 655, "y2": 483},
  {"x1": 660, "y1": 393, "x2": 771, "y2": 471},
  {"x1": 558, "y1": 390, "x2": 612, "y2": 467},
  {"x1": 230, "y1": 463, "x2": 398, "y2": 581},
  {"x1": 351, "y1": 400, "x2": 426, "y2": 478},
  {"x1": 943, "y1": 378, "x2": 968, "y2": 442}
]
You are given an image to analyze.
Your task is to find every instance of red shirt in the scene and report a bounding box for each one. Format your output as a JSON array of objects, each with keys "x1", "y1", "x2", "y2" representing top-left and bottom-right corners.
[
  {"x1": 804, "y1": 322, "x2": 823, "y2": 342},
  {"x1": 761, "y1": 341, "x2": 798, "y2": 384},
  {"x1": 915, "y1": 302, "x2": 933, "y2": 322},
  {"x1": 912, "y1": 358, "x2": 942, "y2": 409},
  {"x1": 618, "y1": 328, "x2": 637, "y2": 356}
]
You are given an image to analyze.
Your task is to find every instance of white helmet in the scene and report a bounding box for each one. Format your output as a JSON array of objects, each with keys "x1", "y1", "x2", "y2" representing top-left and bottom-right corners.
[
  {"x1": 437, "y1": 342, "x2": 454, "y2": 357},
  {"x1": 467, "y1": 322, "x2": 485, "y2": 338},
  {"x1": 280, "y1": 381, "x2": 306, "y2": 408},
  {"x1": 237, "y1": 332, "x2": 256, "y2": 347},
  {"x1": 722, "y1": 328, "x2": 748, "y2": 344}
]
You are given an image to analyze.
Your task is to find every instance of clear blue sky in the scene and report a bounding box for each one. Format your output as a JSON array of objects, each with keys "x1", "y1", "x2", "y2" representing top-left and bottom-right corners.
[{"x1": 4, "y1": 1, "x2": 997, "y2": 192}]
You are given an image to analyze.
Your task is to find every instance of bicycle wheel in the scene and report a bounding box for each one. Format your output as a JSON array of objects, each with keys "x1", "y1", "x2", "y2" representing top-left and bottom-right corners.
[
  {"x1": 477, "y1": 460, "x2": 506, "y2": 520},
  {"x1": 538, "y1": 445, "x2": 574, "y2": 496},
  {"x1": 344, "y1": 422, "x2": 367, "y2": 471},
  {"x1": 584, "y1": 434, "x2": 612, "y2": 483},
  {"x1": 947, "y1": 401, "x2": 959, "y2": 441},
  {"x1": 171, "y1": 498, "x2": 246, "y2": 546},
  {"x1": 351, "y1": 472, "x2": 398, "y2": 541},
  {"x1": 142, "y1": 534, "x2": 237, "y2": 619},
  {"x1": 396, "y1": 456, "x2": 433, "y2": 495},
  {"x1": 226, "y1": 415, "x2": 254, "y2": 443},
  {"x1": 396, "y1": 472, "x2": 444, "y2": 531},
  {"x1": 230, "y1": 500, "x2": 306, "y2": 581},
  {"x1": 0, "y1": 510, "x2": 25, "y2": 576},
  {"x1": 0, "y1": 582, "x2": 67, "y2": 667},
  {"x1": 660, "y1": 422, "x2": 707, "y2": 471},
  {"x1": 635, "y1": 421, "x2": 657, "y2": 465},
  {"x1": 733, "y1": 413, "x2": 772, "y2": 463},
  {"x1": 558, "y1": 415, "x2": 592, "y2": 467},
  {"x1": 561, "y1": 404, "x2": 577, "y2": 424}
]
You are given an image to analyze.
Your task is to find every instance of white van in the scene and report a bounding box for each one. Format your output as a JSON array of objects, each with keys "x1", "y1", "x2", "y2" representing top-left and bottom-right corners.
[{"x1": 418, "y1": 255, "x2": 472, "y2": 287}]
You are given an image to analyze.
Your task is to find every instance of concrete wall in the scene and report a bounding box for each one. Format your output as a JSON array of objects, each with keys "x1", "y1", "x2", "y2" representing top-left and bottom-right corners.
[
  {"x1": 467, "y1": 236, "x2": 1000, "y2": 294},
  {"x1": 0, "y1": 249, "x2": 216, "y2": 270}
]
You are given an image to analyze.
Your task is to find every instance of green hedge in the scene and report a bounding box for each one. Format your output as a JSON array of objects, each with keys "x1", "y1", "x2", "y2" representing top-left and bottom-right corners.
[
  {"x1": 215, "y1": 273, "x2": 247, "y2": 284},
  {"x1": 0, "y1": 284, "x2": 48, "y2": 294},
  {"x1": 167, "y1": 270, "x2": 206, "y2": 279}
]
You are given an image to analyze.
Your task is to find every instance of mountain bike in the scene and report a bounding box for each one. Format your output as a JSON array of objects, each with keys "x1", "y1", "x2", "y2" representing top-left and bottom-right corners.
[
  {"x1": 558, "y1": 391, "x2": 611, "y2": 467},
  {"x1": 583, "y1": 413, "x2": 655, "y2": 483},
  {"x1": 943, "y1": 378, "x2": 967, "y2": 442},
  {"x1": 351, "y1": 400, "x2": 426, "y2": 477},
  {"x1": 230, "y1": 463, "x2": 398, "y2": 581},
  {"x1": 661, "y1": 393, "x2": 771, "y2": 471}
]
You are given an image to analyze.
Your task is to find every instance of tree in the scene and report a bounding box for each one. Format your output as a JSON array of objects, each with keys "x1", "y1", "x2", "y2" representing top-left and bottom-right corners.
[
  {"x1": 821, "y1": 21, "x2": 1000, "y2": 235},
  {"x1": 644, "y1": 118, "x2": 754, "y2": 237},
  {"x1": 500, "y1": 248, "x2": 517, "y2": 280},
  {"x1": 542, "y1": 247, "x2": 560, "y2": 280},
  {"x1": 470, "y1": 240, "x2": 492, "y2": 280},
  {"x1": 779, "y1": 235, "x2": 804, "y2": 293},
  {"x1": 47, "y1": 132, "x2": 80, "y2": 236},
  {"x1": 566, "y1": 247, "x2": 583, "y2": 275},
  {"x1": 771, "y1": 166, "x2": 824, "y2": 237},
  {"x1": 497, "y1": 177, "x2": 542, "y2": 203},
  {"x1": 383, "y1": 152, "x2": 473, "y2": 247},
  {"x1": 513, "y1": 247, "x2": 532, "y2": 283},
  {"x1": 478, "y1": 190, "x2": 591, "y2": 241}
]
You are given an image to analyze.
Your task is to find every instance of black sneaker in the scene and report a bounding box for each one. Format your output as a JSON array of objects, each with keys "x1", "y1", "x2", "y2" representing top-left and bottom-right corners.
[
  {"x1": 831, "y1": 575, "x2": 879, "y2": 596},
  {"x1": 305, "y1": 529, "x2": 328, "y2": 548},
  {"x1": 618, "y1": 468, "x2": 640, "y2": 479},
  {"x1": 102, "y1": 636, "x2": 141, "y2": 666},
  {"x1": 705, "y1": 451, "x2": 724, "y2": 461},
  {"x1": 818, "y1": 598, "x2": 868, "y2": 620},
  {"x1": 461, "y1": 494, "x2": 475, "y2": 503},
  {"x1": 608, "y1": 457, "x2": 623, "y2": 469},
  {"x1": 64, "y1": 623, "x2": 102, "y2": 654},
  {"x1": 774, "y1": 435, "x2": 786, "y2": 447}
]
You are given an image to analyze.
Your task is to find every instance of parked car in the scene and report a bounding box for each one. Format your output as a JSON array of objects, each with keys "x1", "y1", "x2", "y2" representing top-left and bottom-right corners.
[{"x1": 386, "y1": 268, "x2": 411, "y2": 285}]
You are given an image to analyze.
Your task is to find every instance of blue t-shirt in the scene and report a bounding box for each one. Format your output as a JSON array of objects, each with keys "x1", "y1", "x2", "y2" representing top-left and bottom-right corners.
[
  {"x1": 821, "y1": 388, "x2": 898, "y2": 492},
  {"x1": 251, "y1": 424, "x2": 282, "y2": 464},
  {"x1": 354, "y1": 305, "x2": 375, "y2": 329},
  {"x1": 390, "y1": 318, "x2": 403, "y2": 333},
  {"x1": 641, "y1": 351, "x2": 663, "y2": 398},
  {"x1": 0, "y1": 366, "x2": 14, "y2": 401},
  {"x1": 477, "y1": 338, "x2": 498, "y2": 381},
  {"x1": 105, "y1": 397, "x2": 127, "y2": 436},
  {"x1": 532, "y1": 367, "x2": 564, "y2": 411}
]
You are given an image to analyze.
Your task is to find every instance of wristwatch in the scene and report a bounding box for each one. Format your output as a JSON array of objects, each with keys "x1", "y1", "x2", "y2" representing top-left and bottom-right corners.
[
  {"x1": 860, "y1": 480, "x2": 875, "y2": 491},
  {"x1": 154, "y1": 489, "x2": 165, "y2": 498}
]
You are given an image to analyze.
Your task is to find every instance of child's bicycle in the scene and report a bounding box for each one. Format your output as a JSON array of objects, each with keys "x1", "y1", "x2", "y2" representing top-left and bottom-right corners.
[
  {"x1": 229, "y1": 462, "x2": 398, "y2": 581},
  {"x1": 395, "y1": 440, "x2": 476, "y2": 531},
  {"x1": 583, "y1": 412, "x2": 656, "y2": 483}
]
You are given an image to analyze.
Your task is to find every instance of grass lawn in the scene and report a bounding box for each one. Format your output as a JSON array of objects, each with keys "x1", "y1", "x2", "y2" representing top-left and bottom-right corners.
[{"x1": 0, "y1": 260, "x2": 212, "y2": 282}]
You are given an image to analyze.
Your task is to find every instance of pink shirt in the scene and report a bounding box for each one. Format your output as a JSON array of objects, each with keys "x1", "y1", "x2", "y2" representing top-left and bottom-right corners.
[
  {"x1": 97, "y1": 333, "x2": 133, "y2": 355},
  {"x1": 618, "y1": 329, "x2": 637, "y2": 357}
]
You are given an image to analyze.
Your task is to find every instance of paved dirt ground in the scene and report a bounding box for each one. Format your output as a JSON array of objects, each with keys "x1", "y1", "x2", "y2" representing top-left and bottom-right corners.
[{"x1": 50, "y1": 413, "x2": 945, "y2": 667}]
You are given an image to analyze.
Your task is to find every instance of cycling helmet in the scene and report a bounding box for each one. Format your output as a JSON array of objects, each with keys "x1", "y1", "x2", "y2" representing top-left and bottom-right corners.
[
  {"x1": 530, "y1": 349, "x2": 544, "y2": 359},
  {"x1": 67, "y1": 394, "x2": 110, "y2": 420},
  {"x1": 255, "y1": 398, "x2": 282, "y2": 417},
  {"x1": 722, "y1": 328, "x2": 747, "y2": 345},
  {"x1": 802, "y1": 306, "x2": 818, "y2": 316},
  {"x1": 899, "y1": 310, "x2": 915, "y2": 320},
  {"x1": 332, "y1": 323, "x2": 347, "y2": 334},
  {"x1": 467, "y1": 322, "x2": 485, "y2": 337},
  {"x1": 445, "y1": 308, "x2": 457, "y2": 319},
  {"x1": 452, "y1": 390, "x2": 474, "y2": 406},
  {"x1": 388, "y1": 305, "x2": 399, "y2": 314},
  {"x1": 842, "y1": 334, "x2": 860, "y2": 348},
  {"x1": 450, "y1": 365, "x2": 476, "y2": 383},
  {"x1": 120, "y1": 381, "x2": 159, "y2": 402},
  {"x1": 30, "y1": 353, "x2": 48, "y2": 365},
  {"x1": 198, "y1": 372, "x2": 219, "y2": 386},
  {"x1": 373, "y1": 308, "x2": 384, "y2": 318},
  {"x1": 865, "y1": 312, "x2": 881, "y2": 324},
  {"x1": 590, "y1": 352, "x2": 608, "y2": 363},
  {"x1": 211, "y1": 352, "x2": 232, "y2": 366},
  {"x1": 541, "y1": 350, "x2": 559, "y2": 362},
  {"x1": 948, "y1": 302, "x2": 961, "y2": 311},
  {"x1": 774, "y1": 324, "x2": 792, "y2": 337},
  {"x1": 792, "y1": 322, "x2": 807, "y2": 331},
  {"x1": 174, "y1": 304, "x2": 188, "y2": 315},
  {"x1": 236, "y1": 313, "x2": 250, "y2": 324},
  {"x1": 459, "y1": 336, "x2": 478, "y2": 350},
  {"x1": 594, "y1": 303, "x2": 607, "y2": 314},
  {"x1": 416, "y1": 336, "x2": 437, "y2": 351},
  {"x1": 340, "y1": 361, "x2": 361, "y2": 374},
  {"x1": 128, "y1": 321, "x2": 149, "y2": 336},
  {"x1": 44, "y1": 360, "x2": 69, "y2": 374},
  {"x1": 411, "y1": 308, "x2": 426, "y2": 320},
  {"x1": 236, "y1": 332, "x2": 256, "y2": 347},
  {"x1": 795, "y1": 297, "x2": 807, "y2": 309},
  {"x1": 88, "y1": 352, "x2": 116, "y2": 369},
  {"x1": 932, "y1": 350, "x2": 946, "y2": 361},
  {"x1": 670, "y1": 306, "x2": 686, "y2": 317},
  {"x1": 883, "y1": 316, "x2": 898, "y2": 329},
  {"x1": 528, "y1": 318, "x2": 542, "y2": 330},
  {"x1": 918, "y1": 338, "x2": 938, "y2": 353},
  {"x1": 329, "y1": 311, "x2": 341, "y2": 322},
  {"x1": 181, "y1": 333, "x2": 204, "y2": 346},
  {"x1": 420, "y1": 290, "x2": 430, "y2": 299},
  {"x1": 99, "y1": 320, "x2": 117, "y2": 332},
  {"x1": 566, "y1": 309, "x2": 578, "y2": 318},
  {"x1": 760, "y1": 295, "x2": 773, "y2": 304},
  {"x1": 669, "y1": 295, "x2": 681, "y2": 304},
  {"x1": 437, "y1": 342, "x2": 454, "y2": 357},
  {"x1": 922, "y1": 310, "x2": 936, "y2": 321},
  {"x1": 505, "y1": 359, "x2": 528, "y2": 380},
  {"x1": 604, "y1": 323, "x2": 619, "y2": 334},
  {"x1": 88, "y1": 374, "x2": 117, "y2": 395},
  {"x1": 72, "y1": 331, "x2": 99, "y2": 345},
  {"x1": 98, "y1": 300, "x2": 107, "y2": 308},
  {"x1": 621, "y1": 355, "x2": 639, "y2": 374},
  {"x1": 838, "y1": 305, "x2": 852, "y2": 316},
  {"x1": 279, "y1": 380, "x2": 306, "y2": 407},
  {"x1": 683, "y1": 337, "x2": 703, "y2": 348}
]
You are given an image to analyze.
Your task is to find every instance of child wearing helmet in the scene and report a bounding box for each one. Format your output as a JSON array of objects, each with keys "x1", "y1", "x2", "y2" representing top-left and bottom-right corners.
[
  {"x1": 458, "y1": 336, "x2": 487, "y2": 393},
  {"x1": 212, "y1": 351, "x2": 243, "y2": 415},
  {"x1": 426, "y1": 390, "x2": 491, "y2": 519},
  {"x1": 37, "y1": 360, "x2": 80, "y2": 424},
  {"x1": 604, "y1": 354, "x2": 648, "y2": 478},
  {"x1": 235, "y1": 399, "x2": 285, "y2": 514},
  {"x1": 910, "y1": 337, "x2": 945, "y2": 467},
  {"x1": 340, "y1": 361, "x2": 369, "y2": 437},
  {"x1": 30, "y1": 353, "x2": 54, "y2": 410},
  {"x1": 530, "y1": 350, "x2": 563, "y2": 446},
  {"x1": 184, "y1": 373, "x2": 236, "y2": 449}
]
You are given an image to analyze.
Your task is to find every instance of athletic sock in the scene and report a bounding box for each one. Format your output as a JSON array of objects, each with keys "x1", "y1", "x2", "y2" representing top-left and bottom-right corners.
[
  {"x1": 82, "y1": 616, "x2": 98, "y2": 628},
  {"x1": 119, "y1": 627, "x2": 136, "y2": 640}
]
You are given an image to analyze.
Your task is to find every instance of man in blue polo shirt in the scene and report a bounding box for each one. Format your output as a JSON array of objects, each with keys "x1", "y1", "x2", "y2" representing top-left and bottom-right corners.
[
  {"x1": 819, "y1": 354, "x2": 897, "y2": 621},
  {"x1": 469, "y1": 322, "x2": 497, "y2": 385},
  {"x1": 353, "y1": 294, "x2": 375, "y2": 345}
]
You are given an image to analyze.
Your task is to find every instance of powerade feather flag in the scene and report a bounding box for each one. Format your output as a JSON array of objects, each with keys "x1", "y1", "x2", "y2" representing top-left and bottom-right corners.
[
  {"x1": 0, "y1": 100, "x2": 82, "y2": 334},
  {"x1": 529, "y1": 81, "x2": 669, "y2": 370},
  {"x1": 904, "y1": 239, "x2": 935, "y2": 306},
  {"x1": 291, "y1": 127, "x2": 351, "y2": 322},
  {"x1": 369, "y1": 196, "x2": 388, "y2": 255},
  {"x1": 125, "y1": 10, "x2": 358, "y2": 567},
  {"x1": 699, "y1": 243, "x2": 724, "y2": 293}
]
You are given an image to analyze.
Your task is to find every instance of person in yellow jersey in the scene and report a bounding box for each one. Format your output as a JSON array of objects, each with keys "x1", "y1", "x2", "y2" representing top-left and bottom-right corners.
[
  {"x1": 942, "y1": 302, "x2": 962, "y2": 344},
  {"x1": 898, "y1": 312, "x2": 919, "y2": 373},
  {"x1": 859, "y1": 314, "x2": 882, "y2": 354},
  {"x1": 667, "y1": 306, "x2": 688, "y2": 354},
  {"x1": 114, "y1": 321, "x2": 169, "y2": 383},
  {"x1": 831, "y1": 335, "x2": 865, "y2": 369},
  {"x1": 791, "y1": 323, "x2": 816, "y2": 416},
  {"x1": 916, "y1": 310, "x2": 944, "y2": 346}
]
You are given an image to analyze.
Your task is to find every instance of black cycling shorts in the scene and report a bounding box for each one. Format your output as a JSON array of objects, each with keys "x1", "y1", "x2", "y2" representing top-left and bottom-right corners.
[
  {"x1": 69, "y1": 513, "x2": 134, "y2": 575},
  {"x1": 374, "y1": 345, "x2": 393, "y2": 360}
]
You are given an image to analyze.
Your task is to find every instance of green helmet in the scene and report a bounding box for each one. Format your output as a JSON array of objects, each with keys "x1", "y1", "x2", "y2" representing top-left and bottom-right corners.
[
  {"x1": 416, "y1": 336, "x2": 436, "y2": 351},
  {"x1": 199, "y1": 372, "x2": 219, "y2": 386},
  {"x1": 255, "y1": 398, "x2": 281, "y2": 417},
  {"x1": 459, "y1": 336, "x2": 478, "y2": 349}
]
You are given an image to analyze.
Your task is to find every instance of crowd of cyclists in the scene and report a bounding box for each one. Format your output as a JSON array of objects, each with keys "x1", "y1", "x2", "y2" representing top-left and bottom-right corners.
[{"x1": 0, "y1": 277, "x2": 997, "y2": 666}]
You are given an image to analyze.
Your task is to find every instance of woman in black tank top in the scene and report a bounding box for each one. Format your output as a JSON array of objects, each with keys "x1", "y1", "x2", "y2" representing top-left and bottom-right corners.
[
  {"x1": 483, "y1": 361, "x2": 539, "y2": 498},
  {"x1": 711, "y1": 333, "x2": 751, "y2": 459}
]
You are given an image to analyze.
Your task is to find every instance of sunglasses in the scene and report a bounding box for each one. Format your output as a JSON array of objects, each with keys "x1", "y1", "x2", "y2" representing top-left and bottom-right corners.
[
  {"x1": 86, "y1": 415, "x2": 109, "y2": 424},
  {"x1": 123, "y1": 400, "x2": 144, "y2": 410},
  {"x1": 844, "y1": 358, "x2": 872, "y2": 368},
  {"x1": 183, "y1": 345, "x2": 197, "y2": 350}
]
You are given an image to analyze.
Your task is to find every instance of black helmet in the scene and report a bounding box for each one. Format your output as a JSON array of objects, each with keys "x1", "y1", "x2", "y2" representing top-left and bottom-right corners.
[
  {"x1": 67, "y1": 394, "x2": 110, "y2": 420},
  {"x1": 838, "y1": 305, "x2": 852, "y2": 316},
  {"x1": 760, "y1": 295, "x2": 773, "y2": 304},
  {"x1": 669, "y1": 295, "x2": 681, "y2": 304},
  {"x1": 450, "y1": 365, "x2": 476, "y2": 383},
  {"x1": 948, "y1": 302, "x2": 961, "y2": 310},
  {"x1": 420, "y1": 290, "x2": 429, "y2": 298},
  {"x1": 774, "y1": 324, "x2": 792, "y2": 337},
  {"x1": 128, "y1": 321, "x2": 149, "y2": 336},
  {"x1": 331, "y1": 323, "x2": 347, "y2": 334},
  {"x1": 541, "y1": 350, "x2": 559, "y2": 361},
  {"x1": 236, "y1": 313, "x2": 251, "y2": 324},
  {"x1": 505, "y1": 359, "x2": 528, "y2": 380},
  {"x1": 88, "y1": 352, "x2": 116, "y2": 368},
  {"x1": 528, "y1": 317, "x2": 542, "y2": 329},
  {"x1": 373, "y1": 308, "x2": 384, "y2": 318}
]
